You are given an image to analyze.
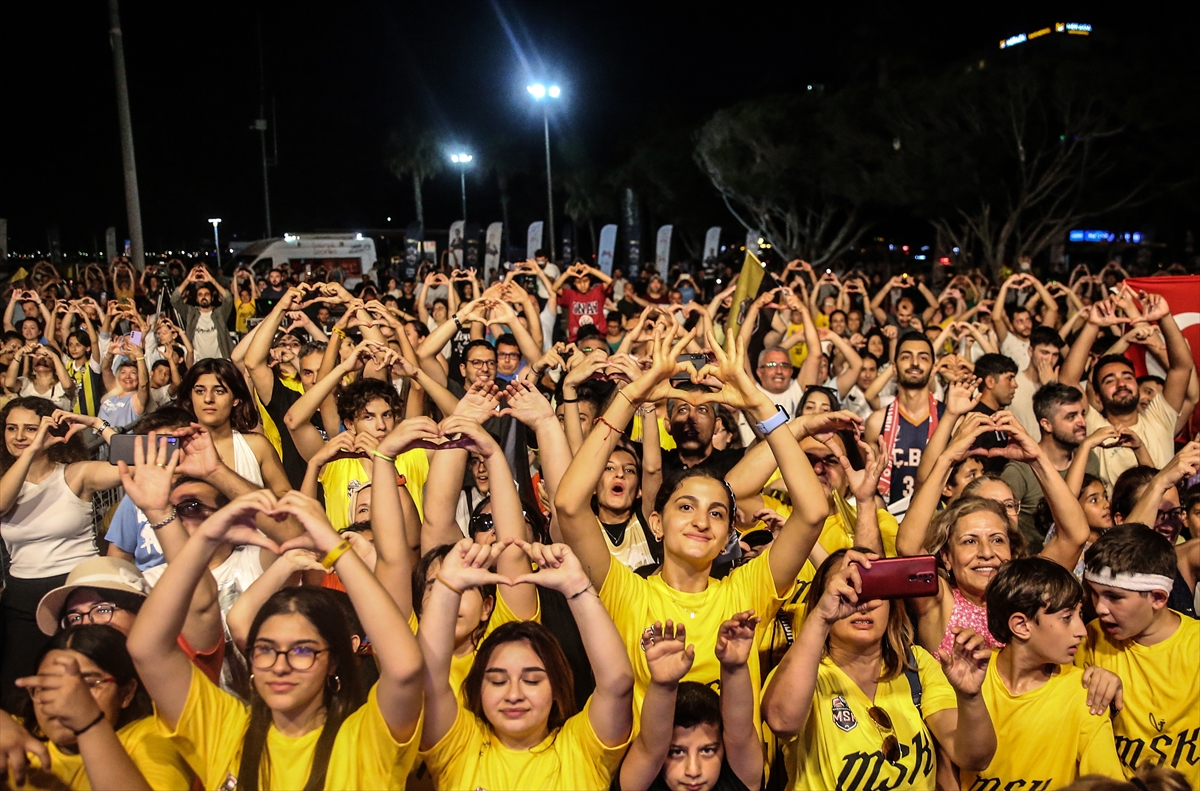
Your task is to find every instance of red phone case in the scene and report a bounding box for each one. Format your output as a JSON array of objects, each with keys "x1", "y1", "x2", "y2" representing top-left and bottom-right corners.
[{"x1": 854, "y1": 556, "x2": 938, "y2": 600}]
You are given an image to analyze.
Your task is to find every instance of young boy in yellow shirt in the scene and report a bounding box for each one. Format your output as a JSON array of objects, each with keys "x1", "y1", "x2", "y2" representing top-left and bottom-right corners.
[
  {"x1": 1077, "y1": 524, "x2": 1200, "y2": 787},
  {"x1": 962, "y1": 557, "x2": 1125, "y2": 790}
]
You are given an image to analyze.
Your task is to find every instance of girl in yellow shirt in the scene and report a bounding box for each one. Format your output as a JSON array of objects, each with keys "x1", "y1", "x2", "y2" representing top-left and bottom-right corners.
[
  {"x1": 417, "y1": 539, "x2": 634, "y2": 791},
  {"x1": 126, "y1": 489, "x2": 425, "y2": 791},
  {"x1": 555, "y1": 327, "x2": 831, "y2": 726},
  {"x1": 762, "y1": 549, "x2": 998, "y2": 791},
  {"x1": 12, "y1": 624, "x2": 192, "y2": 791}
]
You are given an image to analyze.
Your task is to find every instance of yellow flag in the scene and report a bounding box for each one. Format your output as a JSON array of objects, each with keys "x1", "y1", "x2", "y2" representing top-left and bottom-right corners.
[{"x1": 724, "y1": 251, "x2": 765, "y2": 338}]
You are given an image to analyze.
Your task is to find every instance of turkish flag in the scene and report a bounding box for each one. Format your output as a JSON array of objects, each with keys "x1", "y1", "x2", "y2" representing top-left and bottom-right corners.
[{"x1": 1124, "y1": 276, "x2": 1200, "y2": 438}]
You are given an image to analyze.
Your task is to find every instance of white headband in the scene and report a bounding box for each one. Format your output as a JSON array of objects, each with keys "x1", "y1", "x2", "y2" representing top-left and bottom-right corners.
[{"x1": 1083, "y1": 567, "x2": 1173, "y2": 594}]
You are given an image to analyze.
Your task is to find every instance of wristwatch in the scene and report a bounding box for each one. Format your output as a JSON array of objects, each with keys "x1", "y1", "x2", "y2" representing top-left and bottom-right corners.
[{"x1": 755, "y1": 405, "x2": 789, "y2": 436}]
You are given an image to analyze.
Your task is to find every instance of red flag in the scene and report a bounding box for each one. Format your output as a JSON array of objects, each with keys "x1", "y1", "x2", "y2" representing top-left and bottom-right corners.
[{"x1": 1124, "y1": 275, "x2": 1200, "y2": 437}]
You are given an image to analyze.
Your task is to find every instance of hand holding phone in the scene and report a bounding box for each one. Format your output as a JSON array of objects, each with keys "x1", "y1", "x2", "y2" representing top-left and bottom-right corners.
[{"x1": 853, "y1": 556, "x2": 938, "y2": 600}]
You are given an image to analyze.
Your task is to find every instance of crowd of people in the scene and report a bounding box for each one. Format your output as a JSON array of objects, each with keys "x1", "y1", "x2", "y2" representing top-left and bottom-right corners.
[{"x1": 0, "y1": 250, "x2": 1197, "y2": 791}]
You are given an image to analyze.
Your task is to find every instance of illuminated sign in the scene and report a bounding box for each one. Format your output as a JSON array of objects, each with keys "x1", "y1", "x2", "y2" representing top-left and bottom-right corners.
[
  {"x1": 1068, "y1": 230, "x2": 1142, "y2": 244},
  {"x1": 1001, "y1": 21, "x2": 1091, "y2": 48}
]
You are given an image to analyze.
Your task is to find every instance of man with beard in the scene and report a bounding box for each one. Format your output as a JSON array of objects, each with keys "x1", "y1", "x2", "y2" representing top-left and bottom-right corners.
[
  {"x1": 1058, "y1": 295, "x2": 1194, "y2": 489},
  {"x1": 1001, "y1": 383, "x2": 1102, "y2": 551},
  {"x1": 865, "y1": 330, "x2": 945, "y2": 514},
  {"x1": 170, "y1": 266, "x2": 233, "y2": 362},
  {"x1": 661, "y1": 387, "x2": 745, "y2": 477}
]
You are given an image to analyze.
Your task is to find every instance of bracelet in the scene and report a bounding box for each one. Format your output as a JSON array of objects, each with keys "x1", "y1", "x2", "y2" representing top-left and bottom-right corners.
[
  {"x1": 755, "y1": 404, "x2": 789, "y2": 436},
  {"x1": 321, "y1": 539, "x2": 353, "y2": 570},
  {"x1": 370, "y1": 449, "x2": 396, "y2": 463},
  {"x1": 95, "y1": 420, "x2": 112, "y2": 434},
  {"x1": 435, "y1": 574, "x2": 465, "y2": 597},
  {"x1": 594, "y1": 416, "x2": 625, "y2": 437},
  {"x1": 148, "y1": 507, "x2": 177, "y2": 531},
  {"x1": 332, "y1": 327, "x2": 347, "y2": 339},
  {"x1": 453, "y1": 315, "x2": 463, "y2": 331},
  {"x1": 568, "y1": 583, "x2": 593, "y2": 600},
  {"x1": 71, "y1": 711, "x2": 106, "y2": 736},
  {"x1": 615, "y1": 388, "x2": 636, "y2": 408},
  {"x1": 559, "y1": 396, "x2": 579, "y2": 404}
]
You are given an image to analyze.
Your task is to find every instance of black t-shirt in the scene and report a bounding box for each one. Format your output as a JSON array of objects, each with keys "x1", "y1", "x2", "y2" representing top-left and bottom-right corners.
[
  {"x1": 264, "y1": 375, "x2": 311, "y2": 490},
  {"x1": 970, "y1": 402, "x2": 1009, "y2": 474},
  {"x1": 662, "y1": 446, "x2": 746, "y2": 479}
]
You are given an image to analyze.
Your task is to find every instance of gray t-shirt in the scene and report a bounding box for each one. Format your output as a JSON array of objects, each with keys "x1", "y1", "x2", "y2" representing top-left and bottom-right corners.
[{"x1": 1001, "y1": 452, "x2": 1101, "y2": 553}]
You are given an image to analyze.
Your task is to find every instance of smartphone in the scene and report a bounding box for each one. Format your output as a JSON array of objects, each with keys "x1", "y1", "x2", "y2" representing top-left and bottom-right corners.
[
  {"x1": 108, "y1": 434, "x2": 180, "y2": 466},
  {"x1": 129, "y1": 331, "x2": 143, "y2": 347},
  {"x1": 672, "y1": 353, "x2": 710, "y2": 383},
  {"x1": 853, "y1": 556, "x2": 938, "y2": 600}
]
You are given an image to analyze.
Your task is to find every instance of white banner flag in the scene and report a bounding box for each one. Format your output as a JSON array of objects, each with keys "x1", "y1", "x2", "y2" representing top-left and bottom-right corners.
[
  {"x1": 448, "y1": 220, "x2": 465, "y2": 269},
  {"x1": 484, "y1": 222, "x2": 503, "y2": 283},
  {"x1": 745, "y1": 230, "x2": 761, "y2": 258},
  {"x1": 526, "y1": 222, "x2": 544, "y2": 261},
  {"x1": 703, "y1": 226, "x2": 721, "y2": 263},
  {"x1": 597, "y1": 224, "x2": 618, "y2": 276},
  {"x1": 655, "y1": 225, "x2": 673, "y2": 278}
]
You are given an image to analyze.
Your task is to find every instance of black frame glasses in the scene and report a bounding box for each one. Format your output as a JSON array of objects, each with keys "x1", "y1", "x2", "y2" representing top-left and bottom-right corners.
[
  {"x1": 62, "y1": 602, "x2": 124, "y2": 630},
  {"x1": 249, "y1": 643, "x2": 329, "y2": 671}
]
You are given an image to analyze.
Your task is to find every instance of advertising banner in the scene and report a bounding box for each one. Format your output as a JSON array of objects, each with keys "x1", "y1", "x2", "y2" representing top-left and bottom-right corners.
[
  {"x1": 484, "y1": 222, "x2": 503, "y2": 283},
  {"x1": 597, "y1": 224, "x2": 618, "y2": 276},
  {"x1": 655, "y1": 225, "x2": 673, "y2": 278},
  {"x1": 448, "y1": 220, "x2": 465, "y2": 269},
  {"x1": 526, "y1": 222, "x2": 544, "y2": 261}
]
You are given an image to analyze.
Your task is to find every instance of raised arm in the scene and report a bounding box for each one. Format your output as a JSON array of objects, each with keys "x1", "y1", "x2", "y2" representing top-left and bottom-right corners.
[
  {"x1": 869, "y1": 276, "x2": 901, "y2": 325},
  {"x1": 992, "y1": 275, "x2": 1018, "y2": 344},
  {"x1": 618, "y1": 621, "x2": 695, "y2": 791},
  {"x1": 715, "y1": 613, "x2": 765, "y2": 791},
  {"x1": 126, "y1": 490, "x2": 281, "y2": 727},
  {"x1": 822, "y1": 328, "x2": 864, "y2": 399},
  {"x1": 1139, "y1": 291, "x2": 1195, "y2": 413},
  {"x1": 1126, "y1": 443, "x2": 1200, "y2": 527},
  {"x1": 245, "y1": 286, "x2": 306, "y2": 404}
]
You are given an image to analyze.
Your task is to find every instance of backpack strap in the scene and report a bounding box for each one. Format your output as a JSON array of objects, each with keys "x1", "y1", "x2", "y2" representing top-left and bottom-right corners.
[{"x1": 903, "y1": 647, "x2": 923, "y2": 717}]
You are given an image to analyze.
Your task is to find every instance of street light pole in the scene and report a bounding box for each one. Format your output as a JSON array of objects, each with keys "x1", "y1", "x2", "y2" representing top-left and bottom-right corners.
[
  {"x1": 209, "y1": 219, "x2": 222, "y2": 270},
  {"x1": 450, "y1": 153, "x2": 473, "y2": 226},
  {"x1": 527, "y1": 83, "x2": 561, "y2": 262}
]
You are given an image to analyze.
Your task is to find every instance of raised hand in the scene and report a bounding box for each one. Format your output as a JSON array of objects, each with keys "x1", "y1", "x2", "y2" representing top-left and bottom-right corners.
[
  {"x1": 172, "y1": 424, "x2": 226, "y2": 478},
  {"x1": 641, "y1": 621, "x2": 695, "y2": 685},
  {"x1": 987, "y1": 411, "x2": 1041, "y2": 461},
  {"x1": 501, "y1": 379, "x2": 555, "y2": 426},
  {"x1": 196, "y1": 490, "x2": 284, "y2": 552},
  {"x1": 1088, "y1": 300, "x2": 1125, "y2": 327},
  {"x1": 812, "y1": 551, "x2": 884, "y2": 626},
  {"x1": 512, "y1": 541, "x2": 592, "y2": 597},
  {"x1": 621, "y1": 325, "x2": 698, "y2": 406},
  {"x1": 828, "y1": 436, "x2": 889, "y2": 505},
  {"x1": 432, "y1": 537, "x2": 510, "y2": 593},
  {"x1": 793, "y1": 409, "x2": 864, "y2": 442},
  {"x1": 715, "y1": 610, "x2": 760, "y2": 667},
  {"x1": 695, "y1": 326, "x2": 773, "y2": 417},
  {"x1": 1138, "y1": 291, "x2": 1171, "y2": 323},
  {"x1": 934, "y1": 627, "x2": 990, "y2": 696},
  {"x1": 377, "y1": 416, "x2": 442, "y2": 458},
  {"x1": 453, "y1": 379, "x2": 501, "y2": 423},
  {"x1": 14, "y1": 654, "x2": 106, "y2": 735},
  {"x1": 439, "y1": 415, "x2": 502, "y2": 458},
  {"x1": 944, "y1": 375, "x2": 982, "y2": 417},
  {"x1": 944, "y1": 412, "x2": 1000, "y2": 462},
  {"x1": 116, "y1": 431, "x2": 179, "y2": 515}
]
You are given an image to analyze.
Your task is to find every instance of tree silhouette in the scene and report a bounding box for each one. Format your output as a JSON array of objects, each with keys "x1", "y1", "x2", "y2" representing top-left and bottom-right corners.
[{"x1": 385, "y1": 125, "x2": 444, "y2": 234}]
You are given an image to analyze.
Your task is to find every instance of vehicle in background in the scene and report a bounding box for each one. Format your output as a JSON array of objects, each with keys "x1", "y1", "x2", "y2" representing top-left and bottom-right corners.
[{"x1": 223, "y1": 233, "x2": 377, "y2": 287}]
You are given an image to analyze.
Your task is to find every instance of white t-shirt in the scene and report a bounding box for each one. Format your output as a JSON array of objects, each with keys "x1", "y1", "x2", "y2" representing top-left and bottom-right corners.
[
  {"x1": 736, "y1": 378, "x2": 805, "y2": 445},
  {"x1": 191, "y1": 311, "x2": 221, "y2": 361},
  {"x1": 1010, "y1": 370, "x2": 1041, "y2": 441},
  {"x1": 1085, "y1": 393, "x2": 1180, "y2": 488},
  {"x1": 17, "y1": 377, "x2": 71, "y2": 411},
  {"x1": 1000, "y1": 333, "x2": 1031, "y2": 372},
  {"x1": 841, "y1": 384, "x2": 873, "y2": 420},
  {"x1": 144, "y1": 545, "x2": 264, "y2": 618}
]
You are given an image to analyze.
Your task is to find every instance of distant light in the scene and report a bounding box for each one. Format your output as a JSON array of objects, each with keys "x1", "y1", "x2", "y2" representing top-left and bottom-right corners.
[
  {"x1": 208, "y1": 218, "x2": 221, "y2": 226},
  {"x1": 355, "y1": 233, "x2": 364, "y2": 241},
  {"x1": 806, "y1": 85, "x2": 813, "y2": 90},
  {"x1": 450, "y1": 153, "x2": 473, "y2": 164},
  {"x1": 387, "y1": 216, "x2": 392, "y2": 222},
  {"x1": 527, "y1": 84, "x2": 546, "y2": 99},
  {"x1": 914, "y1": 255, "x2": 927, "y2": 261},
  {"x1": 901, "y1": 245, "x2": 910, "y2": 253},
  {"x1": 952, "y1": 246, "x2": 960, "y2": 254},
  {"x1": 939, "y1": 257, "x2": 951, "y2": 264},
  {"x1": 888, "y1": 244, "x2": 895, "y2": 251},
  {"x1": 920, "y1": 245, "x2": 930, "y2": 251},
  {"x1": 284, "y1": 233, "x2": 299, "y2": 243},
  {"x1": 548, "y1": 85, "x2": 561, "y2": 98}
]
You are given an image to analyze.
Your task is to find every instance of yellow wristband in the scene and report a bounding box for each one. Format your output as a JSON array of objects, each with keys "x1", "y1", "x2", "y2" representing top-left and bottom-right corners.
[
  {"x1": 320, "y1": 539, "x2": 353, "y2": 570},
  {"x1": 332, "y1": 327, "x2": 347, "y2": 339},
  {"x1": 370, "y1": 449, "x2": 396, "y2": 463}
]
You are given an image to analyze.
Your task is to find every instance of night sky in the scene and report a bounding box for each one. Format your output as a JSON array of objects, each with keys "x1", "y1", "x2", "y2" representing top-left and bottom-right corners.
[{"x1": 2, "y1": 1, "x2": 1192, "y2": 255}]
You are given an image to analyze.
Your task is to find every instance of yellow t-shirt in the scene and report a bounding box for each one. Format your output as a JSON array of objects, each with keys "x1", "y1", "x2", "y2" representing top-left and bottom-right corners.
[
  {"x1": 758, "y1": 494, "x2": 899, "y2": 558},
  {"x1": 1085, "y1": 393, "x2": 1180, "y2": 489},
  {"x1": 158, "y1": 664, "x2": 420, "y2": 791},
  {"x1": 235, "y1": 301, "x2": 257, "y2": 334},
  {"x1": 599, "y1": 547, "x2": 792, "y2": 728},
  {"x1": 628, "y1": 414, "x2": 676, "y2": 451},
  {"x1": 319, "y1": 448, "x2": 430, "y2": 529},
  {"x1": 254, "y1": 393, "x2": 284, "y2": 460},
  {"x1": 773, "y1": 647, "x2": 957, "y2": 791},
  {"x1": 419, "y1": 699, "x2": 629, "y2": 791},
  {"x1": 8, "y1": 716, "x2": 192, "y2": 791},
  {"x1": 1074, "y1": 613, "x2": 1200, "y2": 785},
  {"x1": 785, "y1": 323, "x2": 809, "y2": 368},
  {"x1": 961, "y1": 652, "x2": 1125, "y2": 790}
]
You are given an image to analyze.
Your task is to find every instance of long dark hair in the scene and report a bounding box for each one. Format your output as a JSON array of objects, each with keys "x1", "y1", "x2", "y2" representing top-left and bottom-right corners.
[
  {"x1": 464, "y1": 621, "x2": 577, "y2": 733},
  {"x1": 237, "y1": 588, "x2": 366, "y2": 791},
  {"x1": 178, "y1": 358, "x2": 260, "y2": 432},
  {"x1": 25, "y1": 625, "x2": 153, "y2": 737},
  {"x1": 413, "y1": 544, "x2": 496, "y2": 650},
  {"x1": 0, "y1": 396, "x2": 88, "y2": 473}
]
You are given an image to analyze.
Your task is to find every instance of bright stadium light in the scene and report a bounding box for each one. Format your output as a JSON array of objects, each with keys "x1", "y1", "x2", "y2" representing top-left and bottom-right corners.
[{"x1": 527, "y1": 83, "x2": 546, "y2": 99}]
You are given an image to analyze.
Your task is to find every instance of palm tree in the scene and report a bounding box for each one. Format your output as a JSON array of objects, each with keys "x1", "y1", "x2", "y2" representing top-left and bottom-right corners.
[
  {"x1": 385, "y1": 126, "x2": 443, "y2": 234},
  {"x1": 480, "y1": 136, "x2": 528, "y2": 251}
]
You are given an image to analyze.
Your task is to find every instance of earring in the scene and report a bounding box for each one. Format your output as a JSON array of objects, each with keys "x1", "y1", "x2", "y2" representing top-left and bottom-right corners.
[
  {"x1": 249, "y1": 673, "x2": 255, "y2": 682},
  {"x1": 328, "y1": 675, "x2": 341, "y2": 693}
]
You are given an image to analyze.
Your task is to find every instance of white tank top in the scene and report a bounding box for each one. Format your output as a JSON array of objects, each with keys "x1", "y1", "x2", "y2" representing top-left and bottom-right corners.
[
  {"x1": 230, "y1": 431, "x2": 264, "y2": 486},
  {"x1": 602, "y1": 514, "x2": 657, "y2": 571},
  {"x1": 1, "y1": 464, "x2": 97, "y2": 578}
]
